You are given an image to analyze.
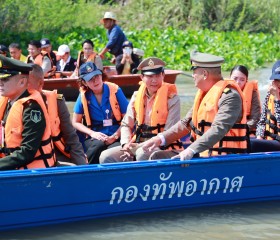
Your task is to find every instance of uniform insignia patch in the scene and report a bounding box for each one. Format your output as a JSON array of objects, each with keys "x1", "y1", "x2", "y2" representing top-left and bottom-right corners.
[
  {"x1": 86, "y1": 65, "x2": 92, "y2": 72},
  {"x1": 30, "y1": 110, "x2": 42, "y2": 123},
  {"x1": 148, "y1": 59, "x2": 154, "y2": 67}
]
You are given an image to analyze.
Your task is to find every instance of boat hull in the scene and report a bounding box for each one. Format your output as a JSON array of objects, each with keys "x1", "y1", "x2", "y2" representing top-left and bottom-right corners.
[
  {"x1": 1, "y1": 152, "x2": 280, "y2": 231},
  {"x1": 43, "y1": 69, "x2": 182, "y2": 101}
]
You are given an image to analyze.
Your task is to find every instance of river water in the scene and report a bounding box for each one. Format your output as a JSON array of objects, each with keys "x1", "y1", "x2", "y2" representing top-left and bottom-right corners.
[{"x1": 2, "y1": 66, "x2": 280, "y2": 240}]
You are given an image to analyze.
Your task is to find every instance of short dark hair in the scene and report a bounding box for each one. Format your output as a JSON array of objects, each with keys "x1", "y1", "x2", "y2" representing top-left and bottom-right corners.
[
  {"x1": 9, "y1": 42, "x2": 21, "y2": 50},
  {"x1": 82, "y1": 39, "x2": 94, "y2": 48},
  {"x1": 230, "y1": 65, "x2": 249, "y2": 78},
  {"x1": 29, "y1": 40, "x2": 41, "y2": 49}
]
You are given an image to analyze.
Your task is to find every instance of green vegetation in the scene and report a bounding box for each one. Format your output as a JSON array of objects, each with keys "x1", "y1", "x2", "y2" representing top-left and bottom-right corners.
[{"x1": 1, "y1": 0, "x2": 280, "y2": 70}]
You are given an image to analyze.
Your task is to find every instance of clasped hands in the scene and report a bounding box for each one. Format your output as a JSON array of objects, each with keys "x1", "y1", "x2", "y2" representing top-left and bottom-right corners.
[
  {"x1": 141, "y1": 136, "x2": 194, "y2": 161},
  {"x1": 90, "y1": 131, "x2": 116, "y2": 145}
]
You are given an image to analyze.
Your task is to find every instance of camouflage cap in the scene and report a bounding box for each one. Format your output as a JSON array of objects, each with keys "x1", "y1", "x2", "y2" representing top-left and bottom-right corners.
[
  {"x1": 0, "y1": 54, "x2": 32, "y2": 79},
  {"x1": 137, "y1": 57, "x2": 165, "y2": 75},
  {"x1": 190, "y1": 51, "x2": 224, "y2": 70}
]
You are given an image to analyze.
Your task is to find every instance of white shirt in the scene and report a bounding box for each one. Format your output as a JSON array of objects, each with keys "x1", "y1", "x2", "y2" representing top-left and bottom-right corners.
[{"x1": 59, "y1": 56, "x2": 71, "y2": 71}]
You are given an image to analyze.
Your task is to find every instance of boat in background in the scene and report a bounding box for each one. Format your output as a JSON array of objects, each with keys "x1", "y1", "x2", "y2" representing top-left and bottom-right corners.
[
  {"x1": 1, "y1": 152, "x2": 280, "y2": 231},
  {"x1": 43, "y1": 66, "x2": 182, "y2": 101}
]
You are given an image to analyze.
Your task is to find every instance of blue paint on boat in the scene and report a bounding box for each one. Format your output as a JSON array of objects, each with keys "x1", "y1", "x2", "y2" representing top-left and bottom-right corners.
[{"x1": 1, "y1": 152, "x2": 280, "y2": 231}]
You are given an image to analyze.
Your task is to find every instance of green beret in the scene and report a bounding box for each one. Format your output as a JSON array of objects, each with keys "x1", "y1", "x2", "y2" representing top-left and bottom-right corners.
[
  {"x1": 190, "y1": 51, "x2": 224, "y2": 70},
  {"x1": 0, "y1": 54, "x2": 32, "y2": 79}
]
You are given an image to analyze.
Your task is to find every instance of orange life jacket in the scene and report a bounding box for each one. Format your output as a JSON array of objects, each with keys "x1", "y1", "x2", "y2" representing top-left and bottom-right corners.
[
  {"x1": 191, "y1": 80, "x2": 249, "y2": 157},
  {"x1": 0, "y1": 91, "x2": 56, "y2": 169},
  {"x1": 42, "y1": 90, "x2": 71, "y2": 158},
  {"x1": 242, "y1": 80, "x2": 260, "y2": 117},
  {"x1": 27, "y1": 51, "x2": 51, "y2": 66},
  {"x1": 80, "y1": 82, "x2": 123, "y2": 128},
  {"x1": 134, "y1": 82, "x2": 182, "y2": 149},
  {"x1": 26, "y1": 51, "x2": 55, "y2": 75},
  {"x1": 264, "y1": 94, "x2": 280, "y2": 140},
  {"x1": 77, "y1": 51, "x2": 97, "y2": 69}
]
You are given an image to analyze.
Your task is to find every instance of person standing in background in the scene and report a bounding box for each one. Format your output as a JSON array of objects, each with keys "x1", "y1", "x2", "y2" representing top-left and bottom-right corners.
[{"x1": 99, "y1": 12, "x2": 127, "y2": 64}]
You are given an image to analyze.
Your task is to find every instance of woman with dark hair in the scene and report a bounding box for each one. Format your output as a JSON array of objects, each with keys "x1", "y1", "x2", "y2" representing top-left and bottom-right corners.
[
  {"x1": 71, "y1": 39, "x2": 103, "y2": 78},
  {"x1": 72, "y1": 61, "x2": 128, "y2": 164},
  {"x1": 230, "y1": 65, "x2": 261, "y2": 134}
]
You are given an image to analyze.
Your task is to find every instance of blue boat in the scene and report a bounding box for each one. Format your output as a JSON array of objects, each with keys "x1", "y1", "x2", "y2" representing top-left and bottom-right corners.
[{"x1": 1, "y1": 152, "x2": 280, "y2": 231}]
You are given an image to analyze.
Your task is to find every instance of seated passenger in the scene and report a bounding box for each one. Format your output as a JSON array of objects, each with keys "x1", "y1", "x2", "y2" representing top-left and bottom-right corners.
[
  {"x1": 251, "y1": 60, "x2": 280, "y2": 152},
  {"x1": 230, "y1": 65, "x2": 261, "y2": 134},
  {"x1": 26, "y1": 40, "x2": 52, "y2": 78},
  {"x1": 115, "y1": 41, "x2": 141, "y2": 75},
  {"x1": 0, "y1": 55, "x2": 56, "y2": 170},
  {"x1": 9, "y1": 43, "x2": 27, "y2": 62},
  {"x1": 72, "y1": 62, "x2": 128, "y2": 164},
  {"x1": 99, "y1": 57, "x2": 182, "y2": 163},
  {"x1": 141, "y1": 51, "x2": 249, "y2": 161},
  {"x1": 28, "y1": 64, "x2": 87, "y2": 166},
  {"x1": 56, "y1": 44, "x2": 77, "y2": 77},
  {"x1": 40, "y1": 38, "x2": 57, "y2": 68},
  {"x1": 72, "y1": 39, "x2": 103, "y2": 78},
  {"x1": 0, "y1": 45, "x2": 9, "y2": 57}
]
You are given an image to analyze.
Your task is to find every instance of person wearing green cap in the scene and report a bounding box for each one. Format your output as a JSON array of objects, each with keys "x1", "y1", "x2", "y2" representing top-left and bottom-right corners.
[
  {"x1": 142, "y1": 51, "x2": 249, "y2": 161},
  {"x1": 0, "y1": 55, "x2": 56, "y2": 170}
]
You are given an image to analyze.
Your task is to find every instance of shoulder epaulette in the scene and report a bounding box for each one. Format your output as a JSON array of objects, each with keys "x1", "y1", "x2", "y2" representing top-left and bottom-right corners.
[
  {"x1": 223, "y1": 88, "x2": 231, "y2": 94},
  {"x1": 57, "y1": 94, "x2": 64, "y2": 100}
]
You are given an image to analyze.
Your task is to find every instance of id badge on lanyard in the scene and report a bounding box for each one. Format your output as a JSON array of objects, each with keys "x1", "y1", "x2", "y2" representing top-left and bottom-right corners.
[{"x1": 103, "y1": 109, "x2": 113, "y2": 127}]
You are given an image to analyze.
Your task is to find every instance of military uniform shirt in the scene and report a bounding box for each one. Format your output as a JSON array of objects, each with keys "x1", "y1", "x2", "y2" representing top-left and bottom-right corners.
[
  {"x1": 161, "y1": 87, "x2": 243, "y2": 154},
  {"x1": 0, "y1": 90, "x2": 46, "y2": 170}
]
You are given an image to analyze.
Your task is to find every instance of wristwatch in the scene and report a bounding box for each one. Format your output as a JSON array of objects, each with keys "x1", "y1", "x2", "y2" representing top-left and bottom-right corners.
[{"x1": 113, "y1": 133, "x2": 119, "y2": 140}]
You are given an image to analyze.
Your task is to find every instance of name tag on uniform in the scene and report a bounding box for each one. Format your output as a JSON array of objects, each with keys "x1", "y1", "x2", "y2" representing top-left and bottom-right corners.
[{"x1": 103, "y1": 119, "x2": 113, "y2": 127}]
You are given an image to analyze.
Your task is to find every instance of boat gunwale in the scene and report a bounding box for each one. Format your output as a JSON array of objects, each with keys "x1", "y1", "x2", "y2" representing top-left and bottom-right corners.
[{"x1": 0, "y1": 151, "x2": 279, "y2": 179}]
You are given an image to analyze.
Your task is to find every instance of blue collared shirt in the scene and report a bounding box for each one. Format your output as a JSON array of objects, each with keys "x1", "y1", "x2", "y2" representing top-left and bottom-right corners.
[
  {"x1": 106, "y1": 24, "x2": 127, "y2": 57},
  {"x1": 74, "y1": 83, "x2": 128, "y2": 136}
]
